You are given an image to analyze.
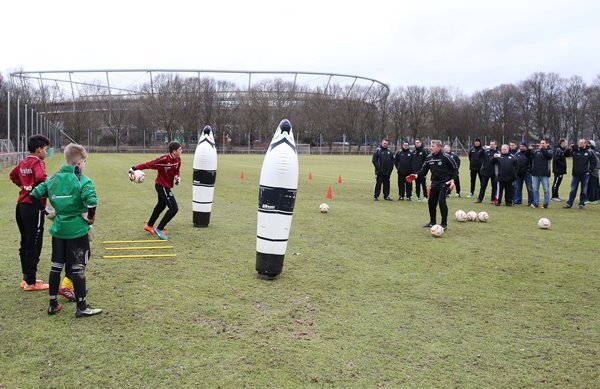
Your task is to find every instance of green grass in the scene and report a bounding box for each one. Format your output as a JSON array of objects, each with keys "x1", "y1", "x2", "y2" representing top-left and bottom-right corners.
[{"x1": 1, "y1": 153, "x2": 598, "y2": 387}]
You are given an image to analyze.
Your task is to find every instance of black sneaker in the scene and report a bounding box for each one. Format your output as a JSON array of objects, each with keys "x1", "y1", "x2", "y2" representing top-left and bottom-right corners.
[
  {"x1": 398, "y1": 196, "x2": 404, "y2": 201},
  {"x1": 384, "y1": 197, "x2": 392, "y2": 201},
  {"x1": 47, "y1": 303, "x2": 63, "y2": 315},
  {"x1": 579, "y1": 205, "x2": 585, "y2": 209},
  {"x1": 76, "y1": 304, "x2": 103, "y2": 318},
  {"x1": 423, "y1": 222, "x2": 434, "y2": 228},
  {"x1": 542, "y1": 204, "x2": 548, "y2": 209},
  {"x1": 441, "y1": 224, "x2": 448, "y2": 230}
]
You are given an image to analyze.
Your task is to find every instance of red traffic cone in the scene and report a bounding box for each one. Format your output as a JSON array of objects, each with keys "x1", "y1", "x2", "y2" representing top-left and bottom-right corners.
[
  {"x1": 308, "y1": 171, "x2": 313, "y2": 180},
  {"x1": 240, "y1": 171, "x2": 245, "y2": 179},
  {"x1": 326, "y1": 186, "x2": 333, "y2": 199},
  {"x1": 337, "y1": 175, "x2": 343, "y2": 184}
]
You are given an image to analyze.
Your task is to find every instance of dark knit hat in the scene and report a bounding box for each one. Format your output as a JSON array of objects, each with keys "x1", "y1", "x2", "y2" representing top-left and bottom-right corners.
[{"x1": 520, "y1": 141, "x2": 528, "y2": 147}]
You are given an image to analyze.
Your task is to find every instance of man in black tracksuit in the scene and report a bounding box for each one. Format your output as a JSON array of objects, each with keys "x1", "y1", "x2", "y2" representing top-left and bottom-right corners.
[
  {"x1": 372, "y1": 138, "x2": 395, "y2": 200},
  {"x1": 513, "y1": 142, "x2": 533, "y2": 205},
  {"x1": 411, "y1": 139, "x2": 429, "y2": 201},
  {"x1": 468, "y1": 138, "x2": 484, "y2": 197},
  {"x1": 551, "y1": 139, "x2": 568, "y2": 201},
  {"x1": 475, "y1": 140, "x2": 498, "y2": 203},
  {"x1": 493, "y1": 144, "x2": 517, "y2": 206},
  {"x1": 410, "y1": 140, "x2": 457, "y2": 230},
  {"x1": 563, "y1": 139, "x2": 597, "y2": 209},
  {"x1": 394, "y1": 141, "x2": 413, "y2": 200},
  {"x1": 444, "y1": 144, "x2": 461, "y2": 197}
]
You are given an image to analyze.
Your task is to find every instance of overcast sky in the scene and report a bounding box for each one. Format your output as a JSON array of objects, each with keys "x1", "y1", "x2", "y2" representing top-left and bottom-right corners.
[{"x1": 2, "y1": 0, "x2": 599, "y2": 93}]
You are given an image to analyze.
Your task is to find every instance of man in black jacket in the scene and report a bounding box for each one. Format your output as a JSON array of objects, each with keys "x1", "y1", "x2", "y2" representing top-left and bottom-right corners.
[
  {"x1": 372, "y1": 138, "x2": 395, "y2": 201},
  {"x1": 530, "y1": 139, "x2": 553, "y2": 209},
  {"x1": 394, "y1": 141, "x2": 413, "y2": 200},
  {"x1": 408, "y1": 140, "x2": 457, "y2": 230},
  {"x1": 444, "y1": 144, "x2": 462, "y2": 197},
  {"x1": 493, "y1": 144, "x2": 517, "y2": 206},
  {"x1": 563, "y1": 139, "x2": 597, "y2": 209},
  {"x1": 513, "y1": 142, "x2": 533, "y2": 206},
  {"x1": 467, "y1": 138, "x2": 484, "y2": 197},
  {"x1": 475, "y1": 140, "x2": 498, "y2": 203},
  {"x1": 411, "y1": 139, "x2": 429, "y2": 201},
  {"x1": 552, "y1": 139, "x2": 568, "y2": 201}
]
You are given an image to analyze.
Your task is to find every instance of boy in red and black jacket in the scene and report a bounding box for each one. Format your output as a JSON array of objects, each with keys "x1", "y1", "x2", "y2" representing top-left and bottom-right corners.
[
  {"x1": 129, "y1": 141, "x2": 182, "y2": 240},
  {"x1": 10, "y1": 134, "x2": 51, "y2": 291}
]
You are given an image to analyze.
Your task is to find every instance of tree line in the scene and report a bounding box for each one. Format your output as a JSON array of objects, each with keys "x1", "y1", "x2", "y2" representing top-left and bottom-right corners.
[{"x1": 1, "y1": 71, "x2": 598, "y2": 152}]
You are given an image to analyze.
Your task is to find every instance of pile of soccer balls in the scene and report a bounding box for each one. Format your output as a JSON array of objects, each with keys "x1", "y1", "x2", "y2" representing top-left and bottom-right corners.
[{"x1": 455, "y1": 209, "x2": 488, "y2": 222}]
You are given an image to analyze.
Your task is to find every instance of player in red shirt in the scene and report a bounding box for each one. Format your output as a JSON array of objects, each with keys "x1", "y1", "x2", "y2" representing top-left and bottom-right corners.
[
  {"x1": 10, "y1": 135, "x2": 51, "y2": 291},
  {"x1": 129, "y1": 141, "x2": 182, "y2": 240}
]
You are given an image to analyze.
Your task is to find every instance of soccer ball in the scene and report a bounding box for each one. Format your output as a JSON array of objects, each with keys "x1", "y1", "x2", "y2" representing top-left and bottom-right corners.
[
  {"x1": 466, "y1": 211, "x2": 478, "y2": 221},
  {"x1": 430, "y1": 224, "x2": 444, "y2": 237},
  {"x1": 132, "y1": 170, "x2": 145, "y2": 184},
  {"x1": 455, "y1": 210, "x2": 467, "y2": 222},
  {"x1": 319, "y1": 203, "x2": 330, "y2": 213},
  {"x1": 477, "y1": 211, "x2": 489, "y2": 222},
  {"x1": 538, "y1": 217, "x2": 551, "y2": 229}
]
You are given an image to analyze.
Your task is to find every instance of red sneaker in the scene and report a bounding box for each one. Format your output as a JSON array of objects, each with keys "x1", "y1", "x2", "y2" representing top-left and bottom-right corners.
[
  {"x1": 59, "y1": 288, "x2": 76, "y2": 302},
  {"x1": 48, "y1": 303, "x2": 63, "y2": 315},
  {"x1": 143, "y1": 224, "x2": 155, "y2": 235},
  {"x1": 24, "y1": 282, "x2": 49, "y2": 291}
]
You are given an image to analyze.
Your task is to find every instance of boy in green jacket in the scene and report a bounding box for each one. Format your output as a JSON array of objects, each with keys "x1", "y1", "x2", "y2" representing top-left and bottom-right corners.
[{"x1": 31, "y1": 143, "x2": 102, "y2": 317}]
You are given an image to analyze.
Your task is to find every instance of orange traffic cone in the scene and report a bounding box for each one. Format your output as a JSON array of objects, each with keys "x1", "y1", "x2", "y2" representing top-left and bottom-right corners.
[
  {"x1": 326, "y1": 186, "x2": 333, "y2": 199},
  {"x1": 337, "y1": 175, "x2": 343, "y2": 184},
  {"x1": 308, "y1": 171, "x2": 313, "y2": 180},
  {"x1": 240, "y1": 171, "x2": 245, "y2": 179}
]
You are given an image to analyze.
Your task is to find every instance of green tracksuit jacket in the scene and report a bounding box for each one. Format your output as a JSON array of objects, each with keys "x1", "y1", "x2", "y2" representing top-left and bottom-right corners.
[{"x1": 31, "y1": 165, "x2": 98, "y2": 239}]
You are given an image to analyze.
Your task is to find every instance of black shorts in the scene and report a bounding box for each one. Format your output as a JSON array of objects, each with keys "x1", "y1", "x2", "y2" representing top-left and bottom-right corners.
[{"x1": 51, "y1": 235, "x2": 90, "y2": 266}]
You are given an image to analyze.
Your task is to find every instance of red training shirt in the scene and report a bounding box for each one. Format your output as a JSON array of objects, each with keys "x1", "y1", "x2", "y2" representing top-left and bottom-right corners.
[
  {"x1": 10, "y1": 155, "x2": 47, "y2": 205},
  {"x1": 134, "y1": 153, "x2": 181, "y2": 188}
]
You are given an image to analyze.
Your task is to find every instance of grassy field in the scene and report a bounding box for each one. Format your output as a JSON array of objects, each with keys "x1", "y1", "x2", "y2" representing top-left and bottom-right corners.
[{"x1": 0, "y1": 152, "x2": 598, "y2": 387}]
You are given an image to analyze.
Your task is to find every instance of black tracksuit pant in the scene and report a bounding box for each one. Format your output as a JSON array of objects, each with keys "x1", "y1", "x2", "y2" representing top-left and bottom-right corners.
[
  {"x1": 428, "y1": 185, "x2": 449, "y2": 225},
  {"x1": 397, "y1": 174, "x2": 412, "y2": 198},
  {"x1": 374, "y1": 174, "x2": 391, "y2": 199},
  {"x1": 16, "y1": 203, "x2": 45, "y2": 285},
  {"x1": 149, "y1": 184, "x2": 179, "y2": 230}
]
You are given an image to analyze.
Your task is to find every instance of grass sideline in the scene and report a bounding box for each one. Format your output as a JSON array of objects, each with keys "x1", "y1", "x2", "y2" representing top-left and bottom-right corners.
[{"x1": 0, "y1": 153, "x2": 598, "y2": 387}]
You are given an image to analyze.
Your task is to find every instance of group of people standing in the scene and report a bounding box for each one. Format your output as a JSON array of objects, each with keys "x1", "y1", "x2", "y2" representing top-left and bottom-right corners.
[
  {"x1": 372, "y1": 135, "x2": 599, "y2": 227},
  {"x1": 467, "y1": 137, "x2": 598, "y2": 209}
]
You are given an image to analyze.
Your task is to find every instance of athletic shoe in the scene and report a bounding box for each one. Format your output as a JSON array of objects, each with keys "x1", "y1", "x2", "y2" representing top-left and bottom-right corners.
[
  {"x1": 530, "y1": 204, "x2": 538, "y2": 208},
  {"x1": 384, "y1": 197, "x2": 392, "y2": 201},
  {"x1": 563, "y1": 204, "x2": 572, "y2": 209},
  {"x1": 59, "y1": 288, "x2": 76, "y2": 302},
  {"x1": 474, "y1": 199, "x2": 482, "y2": 203},
  {"x1": 398, "y1": 196, "x2": 404, "y2": 201},
  {"x1": 456, "y1": 193, "x2": 461, "y2": 198},
  {"x1": 76, "y1": 304, "x2": 103, "y2": 318},
  {"x1": 155, "y1": 228, "x2": 168, "y2": 241},
  {"x1": 579, "y1": 205, "x2": 585, "y2": 209},
  {"x1": 422, "y1": 222, "x2": 434, "y2": 228},
  {"x1": 23, "y1": 282, "x2": 49, "y2": 291},
  {"x1": 373, "y1": 197, "x2": 379, "y2": 201},
  {"x1": 551, "y1": 197, "x2": 562, "y2": 202},
  {"x1": 143, "y1": 224, "x2": 155, "y2": 235},
  {"x1": 441, "y1": 224, "x2": 448, "y2": 230},
  {"x1": 406, "y1": 197, "x2": 412, "y2": 201},
  {"x1": 493, "y1": 198, "x2": 499, "y2": 206},
  {"x1": 48, "y1": 303, "x2": 63, "y2": 315},
  {"x1": 467, "y1": 193, "x2": 474, "y2": 198},
  {"x1": 542, "y1": 204, "x2": 548, "y2": 209},
  {"x1": 20, "y1": 279, "x2": 45, "y2": 289}
]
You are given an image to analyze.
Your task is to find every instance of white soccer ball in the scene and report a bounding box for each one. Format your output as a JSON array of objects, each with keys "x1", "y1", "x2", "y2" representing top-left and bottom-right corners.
[
  {"x1": 477, "y1": 211, "x2": 489, "y2": 222},
  {"x1": 319, "y1": 203, "x2": 330, "y2": 213},
  {"x1": 430, "y1": 224, "x2": 444, "y2": 237},
  {"x1": 455, "y1": 210, "x2": 467, "y2": 222},
  {"x1": 467, "y1": 211, "x2": 478, "y2": 221},
  {"x1": 132, "y1": 170, "x2": 145, "y2": 184},
  {"x1": 538, "y1": 217, "x2": 551, "y2": 229}
]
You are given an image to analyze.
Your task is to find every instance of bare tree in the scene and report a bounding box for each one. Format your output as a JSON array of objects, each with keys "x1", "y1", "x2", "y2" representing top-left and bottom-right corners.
[{"x1": 405, "y1": 85, "x2": 429, "y2": 140}]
